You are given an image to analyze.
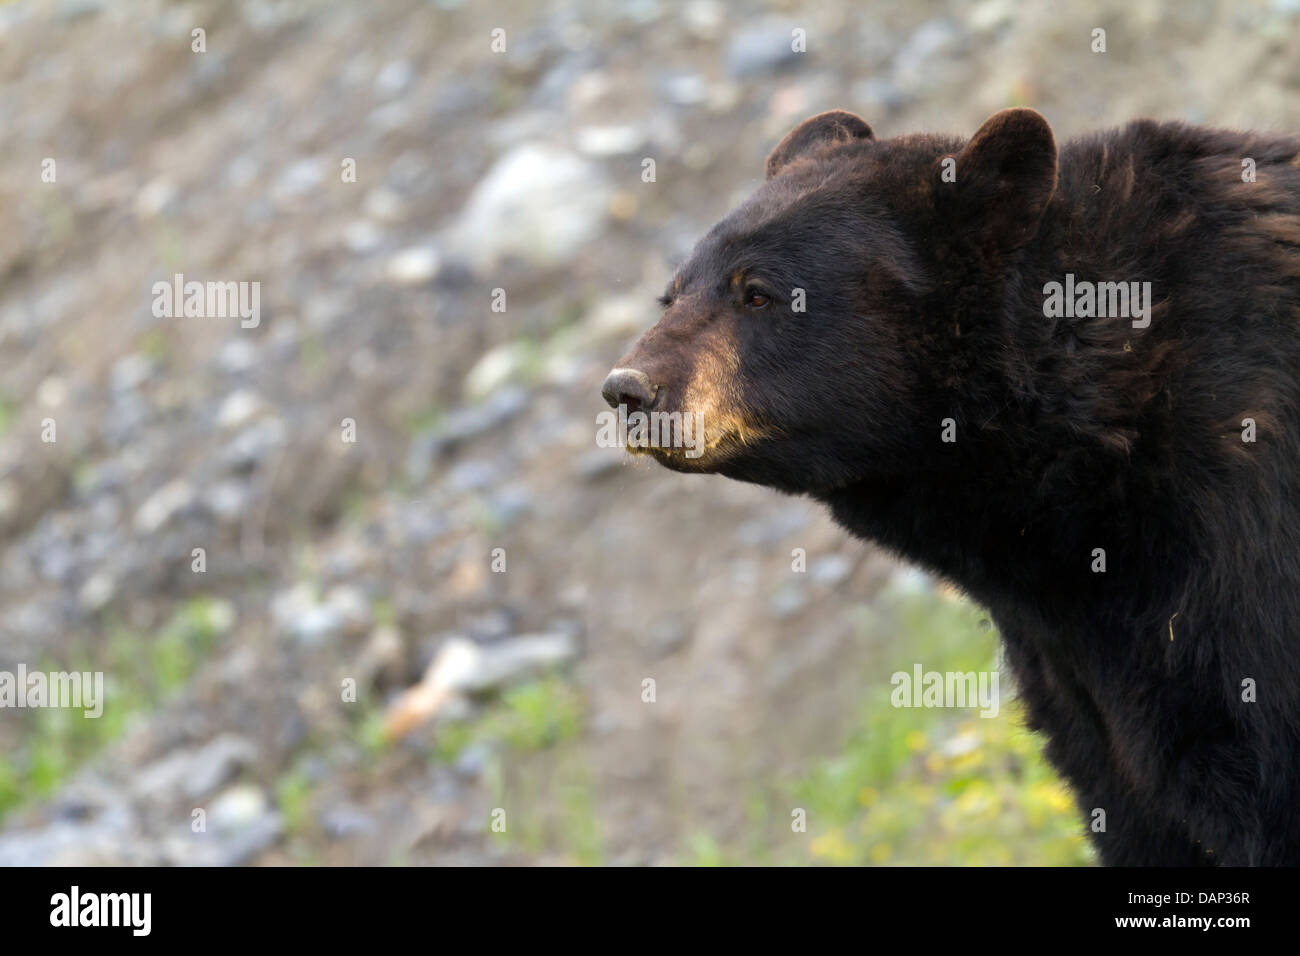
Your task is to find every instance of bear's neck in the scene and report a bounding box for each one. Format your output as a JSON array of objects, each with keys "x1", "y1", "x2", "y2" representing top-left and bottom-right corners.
[
  {"x1": 817, "y1": 235, "x2": 1187, "y2": 622},
  {"x1": 818, "y1": 466, "x2": 1151, "y2": 623}
]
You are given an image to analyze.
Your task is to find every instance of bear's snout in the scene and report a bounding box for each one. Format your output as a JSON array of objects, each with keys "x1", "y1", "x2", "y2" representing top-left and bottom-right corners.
[{"x1": 600, "y1": 366, "x2": 659, "y2": 414}]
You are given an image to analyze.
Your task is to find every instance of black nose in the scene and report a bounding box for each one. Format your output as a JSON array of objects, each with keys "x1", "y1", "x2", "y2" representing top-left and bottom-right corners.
[{"x1": 601, "y1": 367, "x2": 657, "y2": 413}]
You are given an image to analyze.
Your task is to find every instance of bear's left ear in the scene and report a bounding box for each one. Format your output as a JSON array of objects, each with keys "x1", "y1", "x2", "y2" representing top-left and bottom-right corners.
[
  {"x1": 766, "y1": 110, "x2": 874, "y2": 179},
  {"x1": 950, "y1": 108, "x2": 1057, "y2": 250}
]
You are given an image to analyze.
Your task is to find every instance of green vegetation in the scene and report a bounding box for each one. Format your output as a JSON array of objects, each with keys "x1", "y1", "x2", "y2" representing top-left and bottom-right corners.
[
  {"x1": 352, "y1": 703, "x2": 390, "y2": 760},
  {"x1": 137, "y1": 328, "x2": 170, "y2": 363},
  {"x1": 275, "y1": 768, "x2": 314, "y2": 837},
  {"x1": 403, "y1": 403, "x2": 443, "y2": 438},
  {"x1": 432, "y1": 676, "x2": 583, "y2": 762},
  {"x1": 791, "y1": 591, "x2": 1093, "y2": 866},
  {"x1": 433, "y1": 676, "x2": 599, "y2": 863},
  {"x1": 148, "y1": 598, "x2": 224, "y2": 694},
  {"x1": 401, "y1": 592, "x2": 1090, "y2": 867},
  {"x1": 0, "y1": 597, "x2": 229, "y2": 824}
]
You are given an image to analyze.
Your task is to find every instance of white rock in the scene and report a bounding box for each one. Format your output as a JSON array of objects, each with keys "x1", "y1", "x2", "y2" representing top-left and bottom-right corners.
[
  {"x1": 210, "y1": 784, "x2": 270, "y2": 830},
  {"x1": 385, "y1": 246, "x2": 441, "y2": 285},
  {"x1": 206, "y1": 599, "x2": 237, "y2": 633},
  {"x1": 134, "y1": 480, "x2": 195, "y2": 533},
  {"x1": 77, "y1": 571, "x2": 115, "y2": 611},
  {"x1": 216, "y1": 388, "x2": 264, "y2": 429},
  {"x1": 464, "y1": 342, "x2": 527, "y2": 399},
  {"x1": 342, "y1": 220, "x2": 383, "y2": 254},
  {"x1": 663, "y1": 72, "x2": 708, "y2": 106},
  {"x1": 205, "y1": 480, "x2": 248, "y2": 521},
  {"x1": 274, "y1": 157, "x2": 326, "y2": 201},
  {"x1": 374, "y1": 60, "x2": 413, "y2": 97},
  {"x1": 37, "y1": 376, "x2": 67, "y2": 407},
  {"x1": 363, "y1": 186, "x2": 404, "y2": 222},
  {"x1": 684, "y1": 0, "x2": 725, "y2": 38},
  {"x1": 381, "y1": 633, "x2": 580, "y2": 739},
  {"x1": 271, "y1": 584, "x2": 366, "y2": 641},
  {"x1": 575, "y1": 125, "x2": 644, "y2": 157},
  {"x1": 451, "y1": 143, "x2": 611, "y2": 272},
  {"x1": 217, "y1": 338, "x2": 258, "y2": 373},
  {"x1": 110, "y1": 354, "x2": 152, "y2": 392},
  {"x1": 325, "y1": 584, "x2": 371, "y2": 635},
  {"x1": 436, "y1": 633, "x2": 579, "y2": 694},
  {"x1": 134, "y1": 178, "x2": 177, "y2": 218}
]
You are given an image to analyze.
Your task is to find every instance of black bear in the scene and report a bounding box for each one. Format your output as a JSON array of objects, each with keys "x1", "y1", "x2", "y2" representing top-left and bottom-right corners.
[{"x1": 602, "y1": 108, "x2": 1300, "y2": 866}]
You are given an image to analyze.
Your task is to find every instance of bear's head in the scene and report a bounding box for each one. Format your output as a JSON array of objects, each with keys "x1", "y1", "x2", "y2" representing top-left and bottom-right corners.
[{"x1": 601, "y1": 108, "x2": 1058, "y2": 495}]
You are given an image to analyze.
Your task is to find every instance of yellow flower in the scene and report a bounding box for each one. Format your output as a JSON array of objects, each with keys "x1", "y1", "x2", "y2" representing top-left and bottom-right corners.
[
  {"x1": 1033, "y1": 781, "x2": 1075, "y2": 814},
  {"x1": 956, "y1": 781, "x2": 997, "y2": 817},
  {"x1": 810, "y1": 830, "x2": 853, "y2": 864},
  {"x1": 951, "y1": 749, "x2": 984, "y2": 773}
]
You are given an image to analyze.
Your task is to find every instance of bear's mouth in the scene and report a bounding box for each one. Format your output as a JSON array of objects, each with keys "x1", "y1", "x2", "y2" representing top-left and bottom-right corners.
[
  {"x1": 636, "y1": 420, "x2": 775, "y2": 472},
  {"x1": 608, "y1": 399, "x2": 778, "y2": 472},
  {"x1": 640, "y1": 441, "x2": 722, "y2": 471}
]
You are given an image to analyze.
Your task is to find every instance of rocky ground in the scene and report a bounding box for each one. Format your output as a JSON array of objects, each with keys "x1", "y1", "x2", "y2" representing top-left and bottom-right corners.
[{"x1": 1, "y1": 0, "x2": 1298, "y2": 866}]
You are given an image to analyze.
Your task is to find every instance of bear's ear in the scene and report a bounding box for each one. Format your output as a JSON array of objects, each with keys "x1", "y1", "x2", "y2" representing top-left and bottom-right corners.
[
  {"x1": 766, "y1": 110, "x2": 874, "y2": 179},
  {"x1": 950, "y1": 108, "x2": 1057, "y2": 250}
]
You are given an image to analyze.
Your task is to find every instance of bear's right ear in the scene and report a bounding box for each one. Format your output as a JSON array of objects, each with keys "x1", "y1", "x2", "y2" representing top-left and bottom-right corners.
[
  {"x1": 949, "y1": 108, "x2": 1057, "y2": 251},
  {"x1": 766, "y1": 110, "x2": 874, "y2": 179}
]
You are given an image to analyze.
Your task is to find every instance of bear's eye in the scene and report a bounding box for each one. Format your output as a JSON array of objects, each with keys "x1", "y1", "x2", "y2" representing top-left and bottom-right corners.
[{"x1": 743, "y1": 288, "x2": 771, "y2": 309}]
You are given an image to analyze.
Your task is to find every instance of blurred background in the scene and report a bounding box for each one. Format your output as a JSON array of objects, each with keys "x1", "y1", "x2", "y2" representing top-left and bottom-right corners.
[{"x1": 1, "y1": 0, "x2": 1298, "y2": 866}]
